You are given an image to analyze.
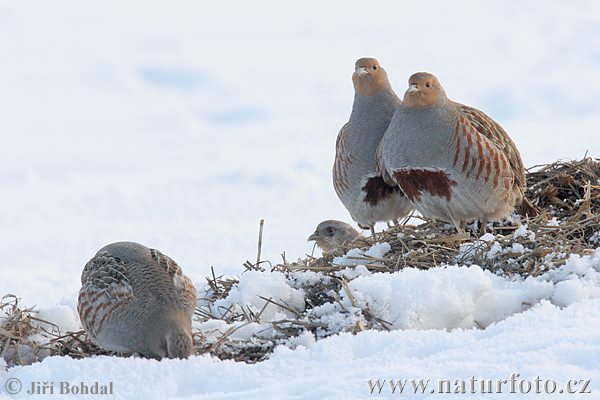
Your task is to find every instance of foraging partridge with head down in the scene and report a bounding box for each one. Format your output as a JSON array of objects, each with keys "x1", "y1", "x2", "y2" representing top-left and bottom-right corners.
[
  {"x1": 377, "y1": 72, "x2": 525, "y2": 232},
  {"x1": 78, "y1": 241, "x2": 197, "y2": 359},
  {"x1": 307, "y1": 220, "x2": 361, "y2": 252},
  {"x1": 333, "y1": 58, "x2": 413, "y2": 234}
]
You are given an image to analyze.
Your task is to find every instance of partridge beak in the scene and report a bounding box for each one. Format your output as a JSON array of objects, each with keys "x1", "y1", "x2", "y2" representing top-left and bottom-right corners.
[
  {"x1": 307, "y1": 232, "x2": 319, "y2": 242},
  {"x1": 407, "y1": 83, "x2": 419, "y2": 93},
  {"x1": 355, "y1": 66, "x2": 368, "y2": 76}
]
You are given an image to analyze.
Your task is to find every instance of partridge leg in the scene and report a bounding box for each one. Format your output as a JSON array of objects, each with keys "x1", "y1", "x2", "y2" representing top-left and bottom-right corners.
[
  {"x1": 447, "y1": 208, "x2": 465, "y2": 234},
  {"x1": 480, "y1": 218, "x2": 488, "y2": 235}
]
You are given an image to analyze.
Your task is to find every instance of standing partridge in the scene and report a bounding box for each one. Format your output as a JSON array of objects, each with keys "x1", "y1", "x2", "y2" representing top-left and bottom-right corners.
[
  {"x1": 377, "y1": 72, "x2": 525, "y2": 232},
  {"x1": 307, "y1": 220, "x2": 361, "y2": 252},
  {"x1": 332, "y1": 58, "x2": 413, "y2": 234},
  {"x1": 78, "y1": 241, "x2": 197, "y2": 359}
]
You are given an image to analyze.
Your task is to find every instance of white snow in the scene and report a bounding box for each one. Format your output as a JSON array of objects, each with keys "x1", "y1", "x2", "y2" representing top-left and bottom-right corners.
[
  {"x1": 548, "y1": 217, "x2": 561, "y2": 227},
  {"x1": 485, "y1": 242, "x2": 503, "y2": 260},
  {"x1": 335, "y1": 265, "x2": 372, "y2": 280},
  {"x1": 479, "y1": 232, "x2": 496, "y2": 242},
  {"x1": 333, "y1": 242, "x2": 392, "y2": 268},
  {"x1": 2, "y1": 0, "x2": 600, "y2": 398},
  {"x1": 363, "y1": 242, "x2": 392, "y2": 258},
  {"x1": 343, "y1": 265, "x2": 553, "y2": 330},
  {"x1": 513, "y1": 225, "x2": 536, "y2": 241},
  {"x1": 510, "y1": 243, "x2": 527, "y2": 254},
  {"x1": 211, "y1": 271, "x2": 305, "y2": 320},
  {"x1": 4, "y1": 250, "x2": 600, "y2": 398},
  {"x1": 552, "y1": 279, "x2": 600, "y2": 307},
  {"x1": 2, "y1": 299, "x2": 600, "y2": 399},
  {"x1": 31, "y1": 306, "x2": 82, "y2": 342}
]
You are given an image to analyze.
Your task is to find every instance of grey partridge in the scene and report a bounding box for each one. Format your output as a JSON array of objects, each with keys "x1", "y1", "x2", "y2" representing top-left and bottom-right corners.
[
  {"x1": 78, "y1": 242, "x2": 197, "y2": 359},
  {"x1": 333, "y1": 58, "x2": 413, "y2": 235},
  {"x1": 377, "y1": 72, "x2": 525, "y2": 232}
]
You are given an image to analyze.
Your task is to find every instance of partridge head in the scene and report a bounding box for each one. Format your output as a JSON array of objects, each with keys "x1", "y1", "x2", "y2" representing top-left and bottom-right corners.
[
  {"x1": 402, "y1": 72, "x2": 447, "y2": 109},
  {"x1": 308, "y1": 220, "x2": 360, "y2": 252},
  {"x1": 352, "y1": 58, "x2": 392, "y2": 96}
]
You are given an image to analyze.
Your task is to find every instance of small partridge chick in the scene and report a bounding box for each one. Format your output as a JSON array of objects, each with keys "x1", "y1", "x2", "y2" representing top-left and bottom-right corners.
[
  {"x1": 78, "y1": 241, "x2": 197, "y2": 359},
  {"x1": 377, "y1": 72, "x2": 525, "y2": 232},
  {"x1": 308, "y1": 220, "x2": 361, "y2": 252},
  {"x1": 333, "y1": 58, "x2": 413, "y2": 234}
]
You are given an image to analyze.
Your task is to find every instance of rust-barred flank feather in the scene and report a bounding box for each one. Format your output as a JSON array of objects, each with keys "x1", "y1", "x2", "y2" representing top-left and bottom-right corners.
[
  {"x1": 78, "y1": 253, "x2": 134, "y2": 341},
  {"x1": 457, "y1": 105, "x2": 525, "y2": 197},
  {"x1": 332, "y1": 124, "x2": 354, "y2": 195},
  {"x1": 448, "y1": 105, "x2": 522, "y2": 198}
]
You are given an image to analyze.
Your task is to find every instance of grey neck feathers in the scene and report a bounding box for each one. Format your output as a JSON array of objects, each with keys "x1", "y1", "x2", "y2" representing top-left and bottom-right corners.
[
  {"x1": 390, "y1": 103, "x2": 457, "y2": 169},
  {"x1": 351, "y1": 89, "x2": 399, "y2": 120},
  {"x1": 348, "y1": 89, "x2": 400, "y2": 148},
  {"x1": 339, "y1": 88, "x2": 401, "y2": 199}
]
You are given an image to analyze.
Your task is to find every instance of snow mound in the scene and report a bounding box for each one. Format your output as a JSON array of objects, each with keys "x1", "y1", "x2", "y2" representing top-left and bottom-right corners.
[
  {"x1": 343, "y1": 265, "x2": 553, "y2": 330},
  {"x1": 211, "y1": 270, "x2": 305, "y2": 321},
  {"x1": 188, "y1": 247, "x2": 600, "y2": 362}
]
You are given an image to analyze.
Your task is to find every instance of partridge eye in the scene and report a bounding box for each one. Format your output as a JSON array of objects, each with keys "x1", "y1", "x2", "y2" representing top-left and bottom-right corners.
[
  {"x1": 425, "y1": 82, "x2": 432, "y2": 88},
  {"x1": 372, "y1": 65, "x2": 378, "y2": 70}
]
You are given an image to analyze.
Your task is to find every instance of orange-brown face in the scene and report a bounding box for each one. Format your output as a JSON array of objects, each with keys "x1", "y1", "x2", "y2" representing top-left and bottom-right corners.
[
  {"x1": 402, "y1": 72, "x2": 446, "y2": 109},
  {"x1": 351, "y1": 57, "x2": 390, "y2": 96}
]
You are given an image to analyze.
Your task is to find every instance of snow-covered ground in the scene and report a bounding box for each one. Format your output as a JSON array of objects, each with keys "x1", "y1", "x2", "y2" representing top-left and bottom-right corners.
[
  {"x1": 2, "y1": 1, "x2": 600, "y2": 398},
  {"x1": 3, "y1": 250, "x2": 600, "y2": 399}
]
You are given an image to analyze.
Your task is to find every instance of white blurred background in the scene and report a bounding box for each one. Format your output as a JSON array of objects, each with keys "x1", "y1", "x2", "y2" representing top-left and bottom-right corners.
[{"x1": 1, "y1": 0, "x2": 599, "y2": 305}]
